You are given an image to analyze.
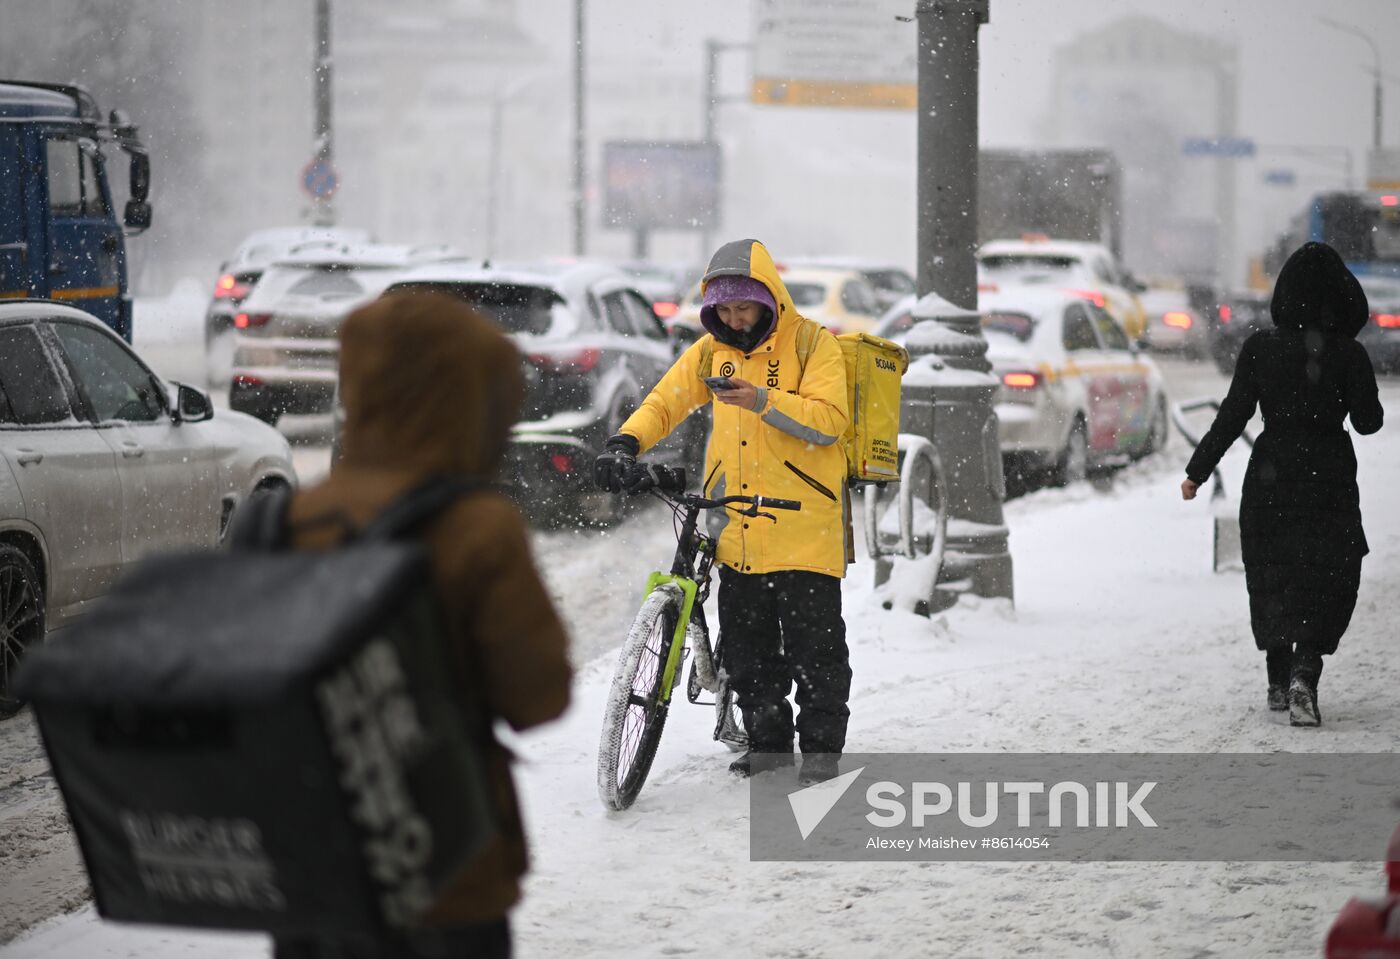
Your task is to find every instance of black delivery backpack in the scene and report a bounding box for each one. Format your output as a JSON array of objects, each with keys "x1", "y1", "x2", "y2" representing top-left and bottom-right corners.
[{"x1": 14, "y1": 478, "x2": 496, "y2": 936}]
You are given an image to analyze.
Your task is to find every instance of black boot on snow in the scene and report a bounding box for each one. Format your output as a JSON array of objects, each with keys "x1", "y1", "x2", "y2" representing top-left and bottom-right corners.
[
  {"x1": 798, "y1": 754, "x2": 841, "y2": 786},
  {"x1": 729, "y1": 749, "x2": 794, "y2": 778},
  {"x1": 1267, "y1": 684, "x2": 1288, "y2": 712},
  {"x1": 1288, "y1": 679, "x2": 1321, "y2": 727}
]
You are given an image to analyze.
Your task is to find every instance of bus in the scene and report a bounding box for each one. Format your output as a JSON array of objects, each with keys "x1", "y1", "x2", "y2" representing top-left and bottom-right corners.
[{"x1": 1263, "y1": 190, "x2": 1400, "y2": 281}]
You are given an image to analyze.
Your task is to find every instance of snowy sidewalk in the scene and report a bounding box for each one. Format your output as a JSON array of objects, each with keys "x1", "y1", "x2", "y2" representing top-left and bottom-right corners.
[{"x1": 8, "y1": 403, "x2": 1400, "y2": 957}]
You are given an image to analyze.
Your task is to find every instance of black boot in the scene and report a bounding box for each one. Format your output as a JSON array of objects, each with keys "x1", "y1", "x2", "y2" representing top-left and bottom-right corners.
[
  {"x1": 729, "y1": 748, "x2": 794, "y2": 778},
  {"x1": 1288, "y1": 678, "x2": 1320, "y2": 726},
  {"x1": 1289, "y1": 653, "x2": 1323, "y2": 727},
  {"x1": 798, "y1": 753, "x2": 841, "y2": 786},
  {"x1": 1266, "y1": 648, "x2": 1290, "y2": 712}
]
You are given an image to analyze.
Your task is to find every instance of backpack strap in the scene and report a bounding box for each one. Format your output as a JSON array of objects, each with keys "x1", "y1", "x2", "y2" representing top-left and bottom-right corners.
[
  {"x1": 360, "y1": 477, "x2": 491, "y2": 542},
  {"x1": 225, "y1": 485, "x2": 294, "y2": 552}
]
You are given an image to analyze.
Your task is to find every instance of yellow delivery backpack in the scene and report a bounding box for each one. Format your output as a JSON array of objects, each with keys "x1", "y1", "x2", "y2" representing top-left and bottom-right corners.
[{"x1": 699, "y1": 317, "x2": 909, "y2": 485}]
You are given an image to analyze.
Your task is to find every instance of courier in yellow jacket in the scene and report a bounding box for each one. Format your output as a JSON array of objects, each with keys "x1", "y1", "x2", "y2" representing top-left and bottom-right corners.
[
  {"x1": 621, "y1": 240, "x2": 850, "y2": 578},
  {"x1": 595, "y1": 239, "x2": 852, "y2": 782}
]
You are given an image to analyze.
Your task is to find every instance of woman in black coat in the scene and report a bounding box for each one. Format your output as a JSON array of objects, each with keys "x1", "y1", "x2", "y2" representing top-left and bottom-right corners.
[{"x1": 1182, "y1": 242, "x2": 1382, "y2": 727}]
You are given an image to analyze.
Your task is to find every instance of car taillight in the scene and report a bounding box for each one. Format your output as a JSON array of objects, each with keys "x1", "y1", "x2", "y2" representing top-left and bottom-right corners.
[
  {"x1": 233, "y1": 374, "x2": 264, "y2": 388},
  {"x1": 214, "y1": 273, "x2": 252, "y2": 301},
  {"x1": 1374, "y1": 312, "x2": 1400, "y2": 329},
  {"x1": 234, "y1": 312, "x2": 273, "y2": 329},
  {"x1": 652, "y1": 300, "x2": 679, "y2": 319},
  {"x1": 1163, "y1": 311, "x2": 1192, "y2": 329},
  {"x1": 977, "y1": 282, "x2": 999, "y2": 293},
  {"x1": 1218, "y1": 305, "x2": 1232, "y2": 324},
  {"x1": 549, "y1": 453, "x2": 575, "y2": 474},
  {"x1": 529, "y1": 348, "x2": 601, "y2": 373},
  {"x1": 1002, "y1": 371, "x2": 1042, "y2": 389},
  {"x1": 1065, "y1": 289, "x2": 1106, "y2": 309}
]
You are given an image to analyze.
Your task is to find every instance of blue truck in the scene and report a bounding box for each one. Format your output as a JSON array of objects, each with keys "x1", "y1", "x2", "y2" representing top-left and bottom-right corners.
[{"x1": 0, "y1": 80, "x2": 151, "y2": 341}]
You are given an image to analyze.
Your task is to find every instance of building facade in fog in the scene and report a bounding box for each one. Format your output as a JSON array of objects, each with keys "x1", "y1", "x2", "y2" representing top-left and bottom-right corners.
[{"x1": 1051, "y1": 16, "x2": 1239, "y2": 285}]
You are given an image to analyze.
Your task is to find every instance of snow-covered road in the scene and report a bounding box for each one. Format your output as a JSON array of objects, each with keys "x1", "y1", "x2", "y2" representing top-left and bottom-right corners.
[{"x1": 4, "y1": 360, "x2": 1399, "y2": 958}]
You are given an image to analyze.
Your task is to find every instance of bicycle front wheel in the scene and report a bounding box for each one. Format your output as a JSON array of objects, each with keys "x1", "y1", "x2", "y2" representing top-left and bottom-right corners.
[{"x1": 597, "y1": 586, "x2": 682, "y2": 810}]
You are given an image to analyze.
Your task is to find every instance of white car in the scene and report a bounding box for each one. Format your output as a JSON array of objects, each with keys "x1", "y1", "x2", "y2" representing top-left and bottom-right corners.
[
  {"x1": 876, "y1": 288, "x2": 1169, "y2": 483},
  {"x1": 229, "y1": 244, "x2": 467, "y2": 425},
  {"x1": 977, "y1": 238, "x2": 1148, "y2": 342},
  {"x1": 1137, "y1": 286, "x2": 1210, "y2": 359},
  {"x1": 0, "y1": 302, "x2": 296, "y2": 713}
]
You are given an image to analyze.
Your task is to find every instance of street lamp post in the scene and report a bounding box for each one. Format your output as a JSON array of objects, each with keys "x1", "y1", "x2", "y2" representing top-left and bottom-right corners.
[{"x1": 1318, "y1": 16, "x2": 1383, "y2": 149}]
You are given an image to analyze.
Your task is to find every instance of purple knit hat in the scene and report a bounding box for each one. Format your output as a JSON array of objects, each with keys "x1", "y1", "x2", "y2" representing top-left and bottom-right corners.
[{"x1": 699, "y1": 274, "x2": 778, "y2": 339}]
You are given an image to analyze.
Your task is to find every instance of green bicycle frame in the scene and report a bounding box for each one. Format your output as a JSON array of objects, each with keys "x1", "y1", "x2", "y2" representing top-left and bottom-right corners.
[{"x1": 644, "y1": 571, "x2": 698, "y2": 706}]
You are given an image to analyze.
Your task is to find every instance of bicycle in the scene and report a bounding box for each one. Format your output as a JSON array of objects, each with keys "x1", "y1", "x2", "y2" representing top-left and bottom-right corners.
[{"x1": 596, "y1": 470, "x2": 801, "y2": 811}]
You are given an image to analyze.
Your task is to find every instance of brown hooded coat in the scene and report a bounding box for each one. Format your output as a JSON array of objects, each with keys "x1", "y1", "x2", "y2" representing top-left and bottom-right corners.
[{"x1": 287, "y1": 292, "x2": 571, "y2": 924}]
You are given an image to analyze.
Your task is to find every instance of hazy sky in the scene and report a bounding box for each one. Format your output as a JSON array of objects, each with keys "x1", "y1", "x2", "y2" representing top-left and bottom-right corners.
[{"x1": 528, "y1": 0, "x2": 1400, "y2": 281}]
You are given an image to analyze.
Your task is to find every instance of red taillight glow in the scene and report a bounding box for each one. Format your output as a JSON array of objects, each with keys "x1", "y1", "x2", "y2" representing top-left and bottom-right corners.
[
  {"x1": 214, "y1": 274, "x2": 251, "y2": 300},
  {"x1": 233, "y1": 312, "x2": 273, "y2": 329},
  {"x1": 1374, "y1": 312, "x2": 1400, "y2": 328},
  {"x1": 1163, "y1": 311, "x2": 1193, "y2": 329},
  {"x1": 1066, "y1": 288, "x2": 1106, "y2": 308},
  {"x1": 1002, "y1": 371, "x2": 1042, "y2": 389},
  {"x1": 652, "y1": 300, "x2": 679, "y2": 319},
  {"x1": 233, "y1": 374, "x2": 264, "y2": 388},
  {"x1": 549, "y1": 453, "x2": 575, "y2": 474},
  {"x1": 1382, "y1": 195, "x2": 1398, "y2": 207},
  {"x1": 530, "y1": 348, "x2": 601, "y2": 373},
  {"x1": 1218, "y1": 305, "x2": 1232, "y2": 324},
  {"x1": 977, "y1": 282, "x2": 999, "y2": 293}
]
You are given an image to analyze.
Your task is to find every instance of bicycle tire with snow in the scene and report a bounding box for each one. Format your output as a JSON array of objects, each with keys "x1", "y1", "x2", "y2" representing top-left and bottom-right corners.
[{"x1": 597, "y1": 586, "x2": 681, "y2": 810}]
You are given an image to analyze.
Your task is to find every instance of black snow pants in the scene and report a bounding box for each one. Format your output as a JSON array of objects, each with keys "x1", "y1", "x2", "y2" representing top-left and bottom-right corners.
[
  {"x1": 272, "y1": 919, "x2": 510, "y2": 959},
  {"x1": 717, "y1": 566, "x2": 851, "y2": 755}
]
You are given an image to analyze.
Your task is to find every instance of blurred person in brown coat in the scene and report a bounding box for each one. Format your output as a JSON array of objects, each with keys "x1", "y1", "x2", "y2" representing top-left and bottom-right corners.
[{"x1": 274, "y1": 291, "x2": 572, "y2": 958}]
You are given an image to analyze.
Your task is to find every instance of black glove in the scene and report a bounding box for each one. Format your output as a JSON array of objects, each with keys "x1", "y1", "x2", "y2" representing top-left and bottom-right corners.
[
  {"x1": 625, "y1": 464, "x2": 687, "y2": 494},
  {"x1": 593, "y1": 433, "x2": 639, "y2": 493}
]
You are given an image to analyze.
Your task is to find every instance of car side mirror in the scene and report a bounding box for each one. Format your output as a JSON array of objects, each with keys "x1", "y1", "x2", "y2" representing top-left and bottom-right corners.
[
  {"x1": 124, "y1": 199, "x2": 152, "y2": 232},
  {"x1": 173, "y1": 382, "x2": 213, "y2": 423}
]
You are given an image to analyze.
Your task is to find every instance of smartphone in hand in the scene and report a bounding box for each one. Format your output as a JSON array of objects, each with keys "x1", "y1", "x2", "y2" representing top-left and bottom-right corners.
[{"x1": 703, "y1": 375, "x2": 739, "y2": 392}]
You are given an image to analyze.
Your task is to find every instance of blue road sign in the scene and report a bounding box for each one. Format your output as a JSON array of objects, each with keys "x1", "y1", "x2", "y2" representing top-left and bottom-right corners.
[
  {"x1": 1263, "y1": 169, "x2": 1296, "y2": 186},
  {"x1": 301, "y1": 159, "x2": 339, "y2": 199},
  {"x1": 1182, "y1": 137, "x2": 1256, "y2": 158}
]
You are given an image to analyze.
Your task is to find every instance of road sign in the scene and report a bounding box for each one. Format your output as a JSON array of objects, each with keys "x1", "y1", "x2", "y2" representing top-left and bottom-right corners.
[
  {"x1": 1262, "y1": 169, "x2": 1296, "y2": 186},
  {"x1": 1182, "y1": 137, "x2": 1256, "y2": 158},
  {"x1": 752, "y1": 0, "x2": 917, "y2": 110},
  {"x1": 602, "y1": 141, "x2": 721, "y2": 231},
  {"x1": 301, "y1": 158, "x2": 339, "y2": 199}
]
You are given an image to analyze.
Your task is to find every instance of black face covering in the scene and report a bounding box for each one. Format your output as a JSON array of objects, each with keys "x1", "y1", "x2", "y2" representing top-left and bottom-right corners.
[{"x1": 710, "y1": 306, "x2": 775, "y2": 353}]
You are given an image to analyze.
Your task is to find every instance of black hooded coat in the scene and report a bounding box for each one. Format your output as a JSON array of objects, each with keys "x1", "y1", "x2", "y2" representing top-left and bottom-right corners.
[{"x1": 1185, "y1": 242, "x2": 1383, "y2": 654}]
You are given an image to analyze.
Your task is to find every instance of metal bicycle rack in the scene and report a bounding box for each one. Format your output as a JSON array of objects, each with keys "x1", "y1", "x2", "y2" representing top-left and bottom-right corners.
[
  {"x1": 863, "y1": 432, "x2": 949, "y2": 578},
  {"x1": 1171, "y1": 398, "x2": 1254, "y2": 572}
]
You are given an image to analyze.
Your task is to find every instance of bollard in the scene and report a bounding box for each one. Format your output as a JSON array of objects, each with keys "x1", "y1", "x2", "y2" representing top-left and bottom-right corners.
[{"x1": 875, "y1": 293, "x2": 1013, "y2": 607}]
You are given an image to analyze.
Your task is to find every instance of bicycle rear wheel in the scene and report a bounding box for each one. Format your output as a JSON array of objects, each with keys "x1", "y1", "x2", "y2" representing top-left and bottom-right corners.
[{"x1": 597, "y1": 586, "x2": 681, "y2": 810}]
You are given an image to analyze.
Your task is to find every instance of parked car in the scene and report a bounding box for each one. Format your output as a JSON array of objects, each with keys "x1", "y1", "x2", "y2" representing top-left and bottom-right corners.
[
  {"x1": 876, "y1": 288, "x2": 1168, "y2": 483},
  {"x1": 380, "y1": 260, "x2": 700, "y2": 524},
  {"x1": 0, "y1": 301, "x2": 295, "y2": 713},
  {"x1": 672, "y1": 265, "x2": 884, "y2": 341},
  {"x1": 1356, "y1": 274, "x2": 1400, "y2": 373},
  {"x1": 1137, "y1": 286, "x2": 1211, "y2": 359},
  {"x1": 976, "y1": 237, "x2": 1149, "y2": 341},
  {"x1": 1208, "y1": 290, "x2": 1271, "y2": 374},
  {"x1": 617, "y1": 260, "x2": 697, "y2": 324},
  {"x1": 204, "y1": 227, "x2": 373, "y2": 371},
  {"x1": 228, "y1": 244, "x2": 464, "y2": 425},
  {"x1": 778, "y1": 257, "x2": 917, "y2": 312}
]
